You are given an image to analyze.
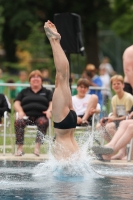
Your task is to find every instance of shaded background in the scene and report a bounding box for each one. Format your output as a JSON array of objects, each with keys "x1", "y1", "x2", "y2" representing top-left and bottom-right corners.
[{"x1": 0, "y1": 0, "x2": 133, "y2": 79}]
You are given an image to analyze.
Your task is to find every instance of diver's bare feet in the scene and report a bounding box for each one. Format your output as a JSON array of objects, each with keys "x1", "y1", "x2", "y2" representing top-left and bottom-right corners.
[{"x1": 44, "y1": 20, "x2": 61, "y2": 40}]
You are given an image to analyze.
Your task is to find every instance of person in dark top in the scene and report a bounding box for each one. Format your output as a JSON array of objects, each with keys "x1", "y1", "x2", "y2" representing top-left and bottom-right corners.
[
  {"x1": 0, "y1": 94, "x2": 11, "y2": 123},
  {"x1": 14, "y1": 69, "x2": 53, "y2": 156},
  {"x1": 44, "y1": 20, "x2": 79, "y2": 160}
]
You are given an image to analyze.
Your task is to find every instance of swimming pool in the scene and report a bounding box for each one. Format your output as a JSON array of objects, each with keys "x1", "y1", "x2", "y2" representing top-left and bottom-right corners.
[{"x1": 0, "y1": 160, "x2": 133, "y2": 200}]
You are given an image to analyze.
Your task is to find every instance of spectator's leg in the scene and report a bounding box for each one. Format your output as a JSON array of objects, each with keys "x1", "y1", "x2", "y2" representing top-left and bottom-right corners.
[
  {"x1": 105, "y1": 122, "x2": 116, "y2": 139},
  {"x1": 34, "y1": 116, "x2": 49, "y2": 156},
  {"x1": 102, "y1": 120, "x2": 133, "y2": 160},
  {"x1": 105, "y1": 122, "x2": 126, "y2": 159},
  {"x1": 82, "y1": 94, "x2": 98, "y2": 123},
  {"x1": 111, "y1": 147, "x2": 126, "y2": 160},
  {"x1": 15, "y1": 118, "x2": 27, "y2": 155},
  {"x1": 96, "y1": 121, "x2": 112, "y2": 143}
]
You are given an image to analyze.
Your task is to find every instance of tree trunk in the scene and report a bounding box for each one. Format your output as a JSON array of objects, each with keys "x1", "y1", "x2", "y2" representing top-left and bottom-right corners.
[{"x1": 83, "y1": 23, "x2": 99, "y2": 68}]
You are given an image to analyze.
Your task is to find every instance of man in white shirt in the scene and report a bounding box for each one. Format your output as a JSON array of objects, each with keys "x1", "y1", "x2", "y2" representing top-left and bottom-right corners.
[{"x1": 72, "y1": 78, "x2": 101, "y2": 126}]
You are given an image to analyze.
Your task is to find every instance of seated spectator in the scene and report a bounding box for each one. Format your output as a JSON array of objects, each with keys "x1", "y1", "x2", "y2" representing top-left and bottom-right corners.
[
  {"x1": 14, "y1": 70, "x2": 53, "y2": 156},
  {"x1": 0, "y1": 69, "x2": 5, "y2": 94},
  {"x1": 72, "y1": 78, "x2": 100, "y2": 126},
  {"x1": 15, "y1": 70, "x2": 29, "y2": 96},
  {"x1": 92, "y1": 111, "x2": 133, "y2": 161},
  {"x1": 96, "y1": 75, "x2": 133, "y2": 159},
  {"x1": 85, "y1": 64, "x2": 103, "y2": 106},
  {"x1": 0, "y1": 94, "x2": 11, "y2": 123}
]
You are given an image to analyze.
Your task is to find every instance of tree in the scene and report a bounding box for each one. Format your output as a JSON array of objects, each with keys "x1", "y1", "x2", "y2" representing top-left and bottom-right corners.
[
  {"x1": 111, "y1": 0, "x2": 133, "y2": 41},
  {"x1": 0, "y1": 0, "x2": 39, "y2": 64},
  {"x1": 44, "y1": 0, "x2": 113, "y2": 68},
  {"x1": 1, "y1": 0, "x2": 133, "y2": 73}
]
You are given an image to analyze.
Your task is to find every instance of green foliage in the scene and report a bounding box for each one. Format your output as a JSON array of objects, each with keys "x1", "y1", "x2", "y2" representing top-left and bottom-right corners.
[
  {"x1": 0, "y1": 0, "x2": 133, "y2": 76},
  {"x1": 111, "y1": 0, "x2": 133, "y2": 40},
  {"x1": 0, "y1": 6, "x2": 5, "y2": 43},
  {"x1": 15, "y1": 22, "x2": 55, "y2": 76}
]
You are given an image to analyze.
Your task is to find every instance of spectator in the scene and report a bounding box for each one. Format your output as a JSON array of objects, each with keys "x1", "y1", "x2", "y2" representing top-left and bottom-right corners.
[
  {"x1": 100, "y1": 57, "x2": 116, "y2": 77},
  {"x1": 123, "y1": 45, "x2": 133, "y2": 95},
  {"x1": 0, "y1": 69, "x2": 5, "y2": 94},
  {"x1": 85, "y1": 64, "x2": 103, "y2": 106},
  {"x1": 0, "y1": 94, "x2": 11, "y2": 123},
  {"x1": 41, "y1": 68, "x2": 52, "y2": 85},
  {"x1": 92, "y1": 111, "x2": 133, "y2": 161},
  {"x1": 71, "y1": 73, "x2": 77, "y2": 96},
  {"x1": 96, "y1": 75, "x2": 133, "y2": 160},
  {"x1": 14, "y1": 70, "x2": 53, "y2": 156},
  {"x1": 6, "y1": 79, "x2": 16, "y2": 103},
  {"x1": 72, "y1": 78, "x2": 100, "y2": 126},
  {"x1": 15, "y1": 71, "x2": 29, "y2": 96},
  {"x1": 99, "y1": 65, "x2": 111, "y2": 104}
]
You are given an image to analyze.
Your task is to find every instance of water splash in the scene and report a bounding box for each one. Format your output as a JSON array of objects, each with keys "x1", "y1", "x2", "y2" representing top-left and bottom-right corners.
[{"x1": 33, "y1": 127, "x2": 102, "y2": 180}]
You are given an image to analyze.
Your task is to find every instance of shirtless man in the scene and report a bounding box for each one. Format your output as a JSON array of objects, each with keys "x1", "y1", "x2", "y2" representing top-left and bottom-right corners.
[
  {"x1": 123, "y1": 45, "x2": 133, "y2": 95},
  {"x1": 44, "y1": 20, "x2": 79, "y2": 159}
]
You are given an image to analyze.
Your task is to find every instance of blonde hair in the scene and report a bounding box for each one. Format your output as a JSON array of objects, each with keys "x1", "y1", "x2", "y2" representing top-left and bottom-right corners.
[
  {"x1": 29, "y1": 70, "x2": 42, "y2": 81},
  {"x1": 110, "y1": 75, "x2": 124, "y2": 84}
]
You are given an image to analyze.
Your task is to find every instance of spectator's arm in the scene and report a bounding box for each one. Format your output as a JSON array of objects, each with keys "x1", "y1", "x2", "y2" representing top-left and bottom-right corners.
[
  {"x1": 107, "y1": 110, "x2": 129, "y2": 122},
  {"x1": 14, "y1": 100, "x2": 26, "y2": 119},
  {"x1": 47, "y1": 101, "x2": 52, "y2": 112},
  {"x1": 42, "y1": 101, "x2": 52, "y2": 119},
  {"x1": 129, "y1": 111, "x2": 133, "y2": 119},
  {"x1": 108, "y1": 115, "x2": 126, "y2": 122},
  {"x1": 0, "y1": 95, "x2": 9, "y2": 115}
]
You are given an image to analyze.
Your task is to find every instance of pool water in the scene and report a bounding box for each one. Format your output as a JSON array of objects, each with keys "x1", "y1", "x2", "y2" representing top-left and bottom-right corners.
[{"x1": 0, "y1": 160, "x2": 133, "y2": 200}]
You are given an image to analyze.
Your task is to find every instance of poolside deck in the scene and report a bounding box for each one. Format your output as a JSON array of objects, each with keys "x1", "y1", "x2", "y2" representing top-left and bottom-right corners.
[
  {"x1": 0, "y1": 153, "x2": 133, "y2": 165},
  {"x1": 91, "y1": 159, "x2": 133, "y2": 165},
  {"x1": 0, "y1": 153, "x2": 49, "y2": 162}
]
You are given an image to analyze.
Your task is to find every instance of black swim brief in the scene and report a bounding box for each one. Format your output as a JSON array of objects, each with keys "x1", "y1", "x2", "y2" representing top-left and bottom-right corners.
[{"x1": 54, "y1": 110, "x2": 77, "y2": 129}]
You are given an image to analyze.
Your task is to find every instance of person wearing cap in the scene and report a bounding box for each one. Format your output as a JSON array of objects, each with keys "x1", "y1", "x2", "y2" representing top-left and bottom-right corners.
[
  {"x1": 84, "y1": 64, "x2": 103, "y2": 106},
  {"x1": 14, "y1": 70, "x2": 53, "y2": 156}
]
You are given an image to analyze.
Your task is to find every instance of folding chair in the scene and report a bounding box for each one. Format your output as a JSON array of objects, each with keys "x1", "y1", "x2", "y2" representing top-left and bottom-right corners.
[
  {"x1": 75, "y1": 113, "x2": 100, "y2": 147},
  {"x1": 1, "y1": 111, "x2": 12, "y2": 155},
  {"x1": 127, "y1": 139, "x2": 133, "y2": 162},
  {"x1": 15, "y1": 113, "x2": 52, "y2": 154}
]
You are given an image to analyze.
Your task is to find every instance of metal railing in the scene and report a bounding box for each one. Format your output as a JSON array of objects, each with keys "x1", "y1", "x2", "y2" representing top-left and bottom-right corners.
[{"x1": 0, "y1": 82, "x2": 112, "y2": 112}]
